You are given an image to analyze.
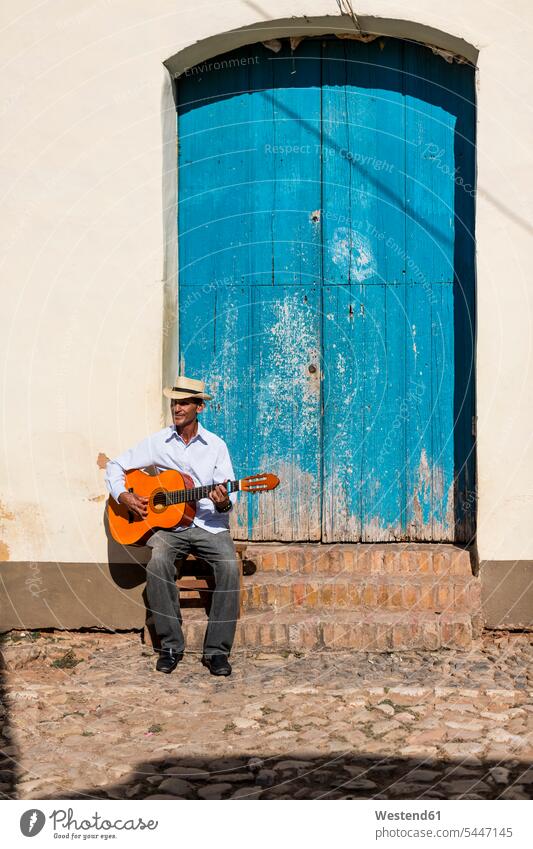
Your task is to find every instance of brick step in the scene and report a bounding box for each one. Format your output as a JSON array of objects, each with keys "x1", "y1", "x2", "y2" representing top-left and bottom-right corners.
[
  {"x1": 240, "y1": 573, "x2": 481, "y2": 614},
  {"x1": 242, "y1": 543, "x2": 472, "y2": 577},
  {"x1": 178, "y1": 609, "x2": 480, "y2": 652}
]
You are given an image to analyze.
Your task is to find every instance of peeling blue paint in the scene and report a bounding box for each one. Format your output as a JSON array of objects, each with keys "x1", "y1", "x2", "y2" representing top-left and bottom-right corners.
[{"x1": 177, "y1": 38, "x2": 476, "y2": 542}]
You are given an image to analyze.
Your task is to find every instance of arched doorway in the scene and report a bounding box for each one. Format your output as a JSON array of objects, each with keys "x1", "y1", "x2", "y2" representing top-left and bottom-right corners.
[{"x1": 176, "y1": 36, "x2": 476, "y2": 543}]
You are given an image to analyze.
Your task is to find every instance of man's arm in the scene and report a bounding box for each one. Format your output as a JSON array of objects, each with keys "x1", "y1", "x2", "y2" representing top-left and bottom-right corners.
[
  {"x1": 211, "y1": 439, "x2": 238, "y2": 512},
  {"x1": 105, "y1": 435, "x2": 157, "y2": 503}
]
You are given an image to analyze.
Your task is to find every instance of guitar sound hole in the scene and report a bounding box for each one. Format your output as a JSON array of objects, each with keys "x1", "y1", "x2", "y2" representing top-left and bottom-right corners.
[{"x1": 152, "y1": 491, "x2": 168, "y2": 509}]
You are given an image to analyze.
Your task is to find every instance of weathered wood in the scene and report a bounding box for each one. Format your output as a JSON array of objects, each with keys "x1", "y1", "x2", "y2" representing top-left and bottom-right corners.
[
  {"x1": 248, "y1": 286, "x2": 321, "y2": 540},
  {"x1": 177, "y1": 37, "x2": 476, "y2": 543}
]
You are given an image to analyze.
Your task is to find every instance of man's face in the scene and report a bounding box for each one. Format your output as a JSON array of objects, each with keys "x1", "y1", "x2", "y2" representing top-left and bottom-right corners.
[{"x1": 170, "y1": 397, "x2": 205, "y2": 428}]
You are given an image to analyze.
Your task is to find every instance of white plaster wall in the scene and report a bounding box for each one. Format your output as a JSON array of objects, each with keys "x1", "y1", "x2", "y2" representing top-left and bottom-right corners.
[{"x1": 0, "y1": 1, "x2": 532, "y2": 563}]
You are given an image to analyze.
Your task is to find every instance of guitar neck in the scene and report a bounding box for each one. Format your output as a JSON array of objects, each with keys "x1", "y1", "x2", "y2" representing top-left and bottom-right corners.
[{"x1": 166, "y1": 480, "x2": 240, "y2": 505}]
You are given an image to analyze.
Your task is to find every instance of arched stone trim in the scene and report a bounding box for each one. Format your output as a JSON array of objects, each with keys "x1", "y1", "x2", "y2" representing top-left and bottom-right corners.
[{"x1": 164, "y1": 15, "x2": 478, "y2": 77}]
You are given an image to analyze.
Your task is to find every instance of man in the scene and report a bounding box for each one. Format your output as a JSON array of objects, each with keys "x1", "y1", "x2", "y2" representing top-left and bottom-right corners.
[{"x1": 105, "y1": 375, "x2": 240, "y2": 677}]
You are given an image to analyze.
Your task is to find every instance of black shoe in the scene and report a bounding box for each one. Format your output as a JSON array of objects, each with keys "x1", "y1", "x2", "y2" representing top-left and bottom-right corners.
[
  {"x1": 202, "y1": 654, "x2": 232, "y2": 676},
  {"x1": 156, "y1": 648, "x2": 183, "y2": 673}
]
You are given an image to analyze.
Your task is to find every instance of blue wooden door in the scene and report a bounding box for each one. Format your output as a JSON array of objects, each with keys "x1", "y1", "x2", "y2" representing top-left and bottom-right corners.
[{"x1": 177, "y1": 38, "x2": 475, "y2": 542}]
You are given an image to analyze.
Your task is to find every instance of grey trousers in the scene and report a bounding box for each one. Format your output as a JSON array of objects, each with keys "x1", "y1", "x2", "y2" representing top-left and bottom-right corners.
[{"x1": 145, "y1": 526, "x2": 240, "y2": 657}]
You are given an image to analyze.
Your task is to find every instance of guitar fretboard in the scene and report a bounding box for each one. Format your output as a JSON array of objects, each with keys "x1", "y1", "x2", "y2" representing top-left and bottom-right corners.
[{"x1": 164, "y1": 480, "x2": 239, "y2": 505}]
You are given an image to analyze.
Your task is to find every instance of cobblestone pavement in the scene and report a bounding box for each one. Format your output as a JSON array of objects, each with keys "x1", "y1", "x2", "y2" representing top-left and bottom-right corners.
[{"x1": 1, "y1": 630, "x2": 532, "y2": 800}]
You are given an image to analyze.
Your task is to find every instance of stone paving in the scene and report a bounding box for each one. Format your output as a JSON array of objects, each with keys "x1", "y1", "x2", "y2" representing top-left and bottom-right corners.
[{"x1": 0, "y1": 630, "x2": 532, "y2": 800}]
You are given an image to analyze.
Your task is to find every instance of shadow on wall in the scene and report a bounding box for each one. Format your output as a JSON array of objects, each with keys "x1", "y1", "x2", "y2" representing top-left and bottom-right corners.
[{"x1": 105, "y1": 504, "x2": 150, "y2": 624}]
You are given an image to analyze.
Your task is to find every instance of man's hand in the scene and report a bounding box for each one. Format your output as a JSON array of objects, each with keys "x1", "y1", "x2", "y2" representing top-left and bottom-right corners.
[
  {"x1": 208, "y1": 480, "x2": 231, "y2": 511},
  {"x1": 118, "y1": 491, "x2": 149, "y2": 519}
]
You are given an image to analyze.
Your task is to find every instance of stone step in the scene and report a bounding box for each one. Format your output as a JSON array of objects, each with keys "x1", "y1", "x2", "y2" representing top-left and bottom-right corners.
[
  {"x1": 240, "y1": 573, "x2": 481, "y2": 614},
  {"x1": 242, "y1": 543, "x2": 472, "y2": 577},
  {"x1": 179, "y1": 609, "x2": 479, "y2": 652}
]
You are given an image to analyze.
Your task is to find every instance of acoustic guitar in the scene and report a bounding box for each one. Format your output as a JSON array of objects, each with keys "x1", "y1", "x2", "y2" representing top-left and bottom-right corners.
[{"x1": 107, "y1": 468, "x2": 280, "y2": 545}]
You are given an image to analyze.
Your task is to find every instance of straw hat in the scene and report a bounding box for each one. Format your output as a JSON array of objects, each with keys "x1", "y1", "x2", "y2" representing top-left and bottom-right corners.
[{"x1": 163, "y1": 375, "x2": 212, "y2": 401}]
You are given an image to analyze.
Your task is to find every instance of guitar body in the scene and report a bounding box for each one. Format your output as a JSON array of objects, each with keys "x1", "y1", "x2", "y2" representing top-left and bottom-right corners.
[{"x1": 107, "y1": 469, "x2": 196, "y2": 545}]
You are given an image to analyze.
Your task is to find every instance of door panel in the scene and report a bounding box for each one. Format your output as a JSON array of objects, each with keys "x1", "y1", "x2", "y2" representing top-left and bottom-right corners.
[
  {"x1": 404, "y1": 44, "x2": 458, "y2": 285},
  {"x1": 404, "y1": 282, "x2": 455, "y2": 540},
  {"x1": 268, "y1": 42, "x2": 322, "y2": 286},
  {"x1": 178, "y1": 44, "x2": 323, "y2": 540},
  {"x1": 321, "y1": 39, "x2": 406, "y2": 287},
  {"x1": 178, "y1": 285, "x2": 252, "y2": 537},
  {"x1": 178, "y1": 42, "x2": 322, "y2": 289},
  {"x1": 248, "y1": 286, "x2": 321, "y2": 540},
  {"x1": 322, "y1": 285, "x2": 365, "y2": 541},
  {"x1": 180, "y1": 285, "x2": 322, "y2": 540}
]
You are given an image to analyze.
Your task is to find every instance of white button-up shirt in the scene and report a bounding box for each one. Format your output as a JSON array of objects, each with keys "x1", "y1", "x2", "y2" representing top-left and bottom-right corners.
[{"x1": 105, "y1": 422, "x2": 237, "y2": 534}]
